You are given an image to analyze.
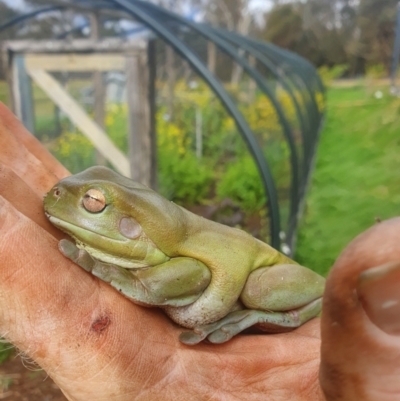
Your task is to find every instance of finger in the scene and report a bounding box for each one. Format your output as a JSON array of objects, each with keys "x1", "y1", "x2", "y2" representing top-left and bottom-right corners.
[
  {"x1": 0, "y1": 103, "x2": 69, "y2": 180},
  {"x1": 0, "y1": 165, "x2": 63, "y2": 238},
  {"x1": 320, "y1": 218, "x2": 400, "y2": 400}
]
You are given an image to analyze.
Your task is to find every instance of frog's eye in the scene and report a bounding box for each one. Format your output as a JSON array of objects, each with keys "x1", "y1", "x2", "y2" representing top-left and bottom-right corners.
[{"x1": 83, "y1": 189, "x2": 106, "y2": 213}]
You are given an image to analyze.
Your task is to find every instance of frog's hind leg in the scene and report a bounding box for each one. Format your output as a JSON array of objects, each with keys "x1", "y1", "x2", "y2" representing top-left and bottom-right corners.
[
  {"x1": 179, "y1": 298, "x2": 322, "y2": 344},
  {"x1": 240, "y1": 263, "x2": 325, "y2": 312},
  {"x1": 179, "y1": 264, "x2": 325, "y2": 345}
]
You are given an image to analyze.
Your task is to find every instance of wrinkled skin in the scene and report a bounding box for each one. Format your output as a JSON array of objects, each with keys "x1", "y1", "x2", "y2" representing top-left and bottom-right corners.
[{"x1": 0, "y1": 102, "x2": 399, "y2": 400}]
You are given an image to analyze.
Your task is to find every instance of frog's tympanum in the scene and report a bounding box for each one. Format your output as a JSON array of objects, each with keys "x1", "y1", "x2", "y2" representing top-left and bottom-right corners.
[{"x1": 44, "y1": 166, "x2": 325, "y2": 345}]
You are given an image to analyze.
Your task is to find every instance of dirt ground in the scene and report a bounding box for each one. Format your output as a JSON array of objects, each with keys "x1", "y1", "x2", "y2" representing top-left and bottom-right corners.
[{"x1": 0, "y1": 353, "x2": 67, "y2": 401}]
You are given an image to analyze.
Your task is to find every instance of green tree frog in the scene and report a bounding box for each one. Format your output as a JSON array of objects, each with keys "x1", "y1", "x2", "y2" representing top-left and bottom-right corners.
[{"x1": 44, "y1": 166, "x2": 325, "y2": 345}]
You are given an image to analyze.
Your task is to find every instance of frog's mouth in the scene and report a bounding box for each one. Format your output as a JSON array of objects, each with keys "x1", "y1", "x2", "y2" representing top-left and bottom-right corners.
[
  {"x1": 45, "y1": 214, "x2": 170, "y2": 269},
  {"x1": 45, "y1": 214, "x2": 119, "y2": 241}
]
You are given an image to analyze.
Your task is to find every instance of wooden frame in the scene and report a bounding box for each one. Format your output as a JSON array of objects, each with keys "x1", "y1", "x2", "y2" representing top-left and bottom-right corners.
[{"x1": 2, "y1": 39, "x2": 156, "y2": 186}]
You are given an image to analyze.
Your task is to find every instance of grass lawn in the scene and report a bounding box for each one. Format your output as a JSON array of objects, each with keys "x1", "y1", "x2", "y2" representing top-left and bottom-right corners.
[{"x1": 296, "y1": 84, "x2": 400, "y2": 276}]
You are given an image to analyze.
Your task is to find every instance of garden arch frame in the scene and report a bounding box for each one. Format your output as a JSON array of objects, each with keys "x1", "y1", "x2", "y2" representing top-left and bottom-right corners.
[{"x1": 0, "y1": 0, "x2": 325, "y2": 253}]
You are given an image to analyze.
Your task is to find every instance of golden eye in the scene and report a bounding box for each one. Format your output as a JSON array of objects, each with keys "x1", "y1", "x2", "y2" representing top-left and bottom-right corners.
[{"x1": 83, "y1": 189, "x2": 106, "y2": 213}]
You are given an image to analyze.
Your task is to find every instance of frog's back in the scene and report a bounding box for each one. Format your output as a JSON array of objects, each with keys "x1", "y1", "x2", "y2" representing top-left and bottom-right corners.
[{"x1": 177, "y1": 205, "x2": 296, "y2": 271}]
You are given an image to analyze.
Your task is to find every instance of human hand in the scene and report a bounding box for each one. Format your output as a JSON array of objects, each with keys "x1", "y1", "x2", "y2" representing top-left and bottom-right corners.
[
  {"x1": 0, "y1": 103, "x2": 398, "y2": 401},
  {"x1": 0, "y1": 103, "x2": 322, "y2": 400}
]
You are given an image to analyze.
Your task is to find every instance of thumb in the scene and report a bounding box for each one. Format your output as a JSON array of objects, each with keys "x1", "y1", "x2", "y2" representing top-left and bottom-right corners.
[{"x1": 320, "y1": 217, "x2": 400, "y2": 401}]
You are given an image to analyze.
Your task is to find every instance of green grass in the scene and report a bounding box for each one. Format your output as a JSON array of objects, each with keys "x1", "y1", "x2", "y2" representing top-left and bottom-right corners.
[
  {"x1": 296, "y1": 85, "x2": 400, "y2": 275},
  {"x1": 0, "y1": 81, "x2": 9, "y2": 105}
]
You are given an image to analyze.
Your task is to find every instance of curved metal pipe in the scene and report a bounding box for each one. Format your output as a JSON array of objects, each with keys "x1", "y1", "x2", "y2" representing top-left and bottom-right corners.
[
  {"x1": 213, "y1": 28, "x2": 310, "y2": 170},
  {"x1": 109, "y1": 0, "x2": 282, "y2": 248},
  {"x1": 0, "y1": 0, "x2": 325, "y2": 250},
  {"x1": 0, "y1": 6, "x2": 65, "y2": 33}
]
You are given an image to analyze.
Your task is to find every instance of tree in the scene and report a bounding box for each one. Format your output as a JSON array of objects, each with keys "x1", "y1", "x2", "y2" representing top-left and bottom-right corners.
[
  {"x1": 355, "y1": 0, "x2": 398, "y2": 73},
  {"x1": 256, "y1": 0, "x2": 397, "y2": 75},
  {"x1": 260, "y1": 3, "x2": 324, "y2": 66}
]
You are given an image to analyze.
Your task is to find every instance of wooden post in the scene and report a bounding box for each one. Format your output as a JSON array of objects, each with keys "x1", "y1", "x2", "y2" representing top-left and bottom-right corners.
[
  {"x1": 90, "y1": 12, "x2": 107, "y2": 166},
  {"x1": 13, "y1": 55, "x2": 35, "y2": 133},
  {"x1": 147, "y1": 41, "x2": 157, "y2": 189},
  {"x1": 166, "y1": 45, "x2": 175, "y2": 120},
  {"x1": 125, "y1": 44, "x2": 156, "y2": 188},
  {"x1": 3, "y1": 44, "x2": 15, "y2": 112}
]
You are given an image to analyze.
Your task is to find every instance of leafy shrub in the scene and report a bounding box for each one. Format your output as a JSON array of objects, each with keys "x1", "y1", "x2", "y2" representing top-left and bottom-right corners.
[
  {"x1": 105, "y1": 103, "x2": 128, "y2": 150},
  {"x1": 157, "y1": 106, "x2": 212, "y2": 204},
  {"x1": 158, "y1": 150, "x2": 213, "y2": 204},
  {"x1": 318, "y1": 64, "x2": 349, "y2": 85},
  {"x1": 216, "y1": 155, "x2": 266, "y2": 212},
  {"x1": 50, "y1": 131, "x2": 95, "y2": 173},
  {"x1": 365, "y1": 63, "x2": 387, "y2": 79}
]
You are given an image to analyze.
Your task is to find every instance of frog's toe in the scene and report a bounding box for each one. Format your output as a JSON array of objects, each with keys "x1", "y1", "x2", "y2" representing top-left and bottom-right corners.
[
  {"x1": 59, "y1": 239, "x2": 79, "y2": 259},
  {"x1": 206, "y1": 310, "x2": 263, "y2": 343},
  {"x1": 59, "y1": 239, "x2": 94, "y2": 272},
  {"x1": 179, "y1": 330, "x2": 208, "y2": 345},
  {"x1": 179, "y1": 310, "x2": 255, "y2": 345},
  {"x1": 206, "y1": 328, "x2": 233, "y2": 343}
]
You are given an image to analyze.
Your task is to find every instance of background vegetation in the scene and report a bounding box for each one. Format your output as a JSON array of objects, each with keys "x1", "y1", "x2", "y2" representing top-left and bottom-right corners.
[
  {"x1": 24, "y1": 79, "x2": 299, "y2": 245},
  {"x1": 258, "y1": 0, "x2": 398, "y2": 76},
  {"x1": 1, "y1": 0, "x2": 398, "y2": 80},
  {"x1": 0, "y1": 78, "x2": 397, "y2": 276}
]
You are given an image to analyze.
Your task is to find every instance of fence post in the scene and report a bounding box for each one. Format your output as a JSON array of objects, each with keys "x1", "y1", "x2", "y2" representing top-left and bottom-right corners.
[
  {"x1": 125, "y1": 43, "x2": 156, "y2": 187},
  {"x1": 9, "y1": 55, "x2": 35, "y2": 133}
]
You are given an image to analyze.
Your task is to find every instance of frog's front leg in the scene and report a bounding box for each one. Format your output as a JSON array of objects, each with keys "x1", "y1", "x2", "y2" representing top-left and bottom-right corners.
[
  {"x1": 180, "y1": 264, "x2": 325, "y2": 345},
  {"x1": 59, "y1": 239, "x2": 211, "y2": 307}
]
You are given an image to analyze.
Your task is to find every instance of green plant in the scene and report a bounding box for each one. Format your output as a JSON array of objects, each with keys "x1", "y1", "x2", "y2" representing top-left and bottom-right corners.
[
  {"x1": 0, "y1": 81, "x2": 8, "y2": 105},
  {"x1": 49, "y1": 131, "x2": 96, "y2": 174},
  {"x1": 0, "y1": 342, "x2": 13, "y2": 364},
  {"x1": 156, "y1": 109, "x2": 211, "y2": 203},
  {"x1": 365, "y1": 63, "x2": 387, "y2": 79},
  {"x1": 317, "y1": 64, "x2": 349, "y2": 86},
  {"x1": 158, "y1": 150, "x2": 212, "y2": 204},
  {"x1": 105, "y1": 103, "x2": 128, "y2": 150},
  {"x1": 216, "y1": 155, "x2": 266, "y2": 213}
]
